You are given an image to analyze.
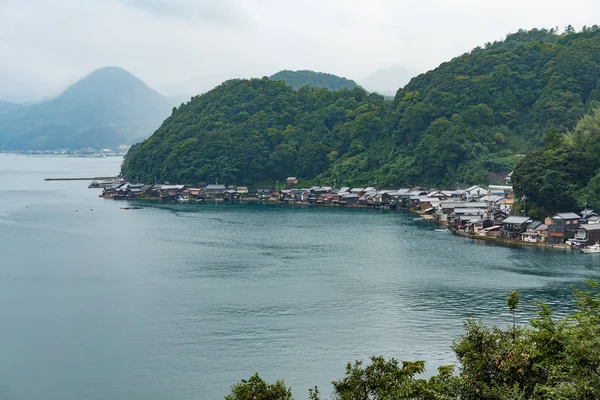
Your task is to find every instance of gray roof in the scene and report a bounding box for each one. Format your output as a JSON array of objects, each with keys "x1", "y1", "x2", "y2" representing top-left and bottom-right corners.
[
  {"x1": 526, "y1": 221, "x2": 543, "y2": 231},
  {"x1": 342, "y1": 193, "x2": 360, "y2": 198},
  {"x1": 205, "y1": 184, "x2": 226, "y2": 190},
  {"x1": 502, "y1": 216, "x2": 532, "y2": 224},
  {"x1": 454, "y1": 208, "x2": 484, "y2": 214},
  {"x1": 554, "y1": 212, "x2": 581, "y2": 220},
  {"x1": 581, "y1": 224, "x2": 600, "y2": 231},
  {"x1": 161, "y1": 185, "x2": 185, "y2": 190}
]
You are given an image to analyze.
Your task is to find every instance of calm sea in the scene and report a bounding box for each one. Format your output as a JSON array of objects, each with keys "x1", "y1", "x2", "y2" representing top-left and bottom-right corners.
[{"x1": 1, "y1": 154, "x2": 599, "y2": 400}]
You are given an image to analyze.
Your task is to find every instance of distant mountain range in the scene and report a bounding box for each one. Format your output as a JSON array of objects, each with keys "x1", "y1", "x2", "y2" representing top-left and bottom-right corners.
[
  {"x1": 269, "y1": 70, "x2": 360, "y2": 91},
  {"x1": 0, "y1": 67, "x2": 173, "y2": 150},
  {"x1": 359, "y1": 66, "x2": 420, "y2": 96}
]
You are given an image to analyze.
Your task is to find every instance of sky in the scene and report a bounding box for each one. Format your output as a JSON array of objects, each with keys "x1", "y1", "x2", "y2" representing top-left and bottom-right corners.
[{"x1": 1, "y1": 0, "x2": 600, "y2": 101}]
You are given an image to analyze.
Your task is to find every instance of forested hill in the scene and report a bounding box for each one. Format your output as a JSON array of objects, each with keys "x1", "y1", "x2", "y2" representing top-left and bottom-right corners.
[
  {"x1": 123, "y1": 27, "x2": 600, "y2": 188},
  {"x1": 122, "y1": 79, "x2": 388, "y2": 185},
  {"x1": 0, "y1": 67, "x2": 173, "y2": 150},
  {"x1": 269, "y1": 70, "x2": 359, "y2": 91}
]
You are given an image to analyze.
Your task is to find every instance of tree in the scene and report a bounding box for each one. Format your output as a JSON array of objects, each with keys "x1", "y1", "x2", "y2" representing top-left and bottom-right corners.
[
  {"x1": 507, "y1": 290, "x2": 520, "y2": 340},
  {"x1": 225, "y1": 374, "x2": 293, "y2": 400}
]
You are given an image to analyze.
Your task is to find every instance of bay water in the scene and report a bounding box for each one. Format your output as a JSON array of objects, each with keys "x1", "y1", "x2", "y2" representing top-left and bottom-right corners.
[{"x1": 1, "y1": 154, "x2": 599, "y2": 400}]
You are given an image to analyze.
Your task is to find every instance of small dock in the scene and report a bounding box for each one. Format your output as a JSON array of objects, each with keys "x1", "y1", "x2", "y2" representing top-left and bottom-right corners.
[{"x1": 44, "y1": 176, "x2": 119, "y2": 181}]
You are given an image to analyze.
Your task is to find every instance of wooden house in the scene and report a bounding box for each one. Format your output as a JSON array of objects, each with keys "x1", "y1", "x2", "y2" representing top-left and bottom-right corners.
[
  {"x1": 547, "y1": 212, "x2": 581, "y2": 244},
  {"x1": 205, "y1": 184, "x2": 226, "y2": 198},
  {"x1": 500, "y1": 216, "x2": 532, "y2": 239},
  {"x1": 159, "y1": 185, "x2": 186, "y2": 201},
  {"x1": 574, "y1": 224, "x2": 600, "y2": 245},
  {"x1": 286, "y1": 177, "x2": 299, "y2": 189}
]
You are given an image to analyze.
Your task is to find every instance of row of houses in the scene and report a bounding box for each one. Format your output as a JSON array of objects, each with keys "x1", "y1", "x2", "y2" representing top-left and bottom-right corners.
[
  {"x1": 402, "y1": 183, "x2": 600, "y2": 246},
  {"x1": 100, "y1": 180, "x2": 599, "y2": 246}
]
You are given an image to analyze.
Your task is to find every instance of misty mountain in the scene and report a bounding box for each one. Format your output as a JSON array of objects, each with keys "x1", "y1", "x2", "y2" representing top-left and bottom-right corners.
[
  {"x1": 269, "y1": 70, "x2": 359, "y2": 91},
  {"x1": 0, "y1": 67, "x2": 173, "y2": 150},
  {"x1": 360, "y1": 66, "x2": 419, "y2": 96}
]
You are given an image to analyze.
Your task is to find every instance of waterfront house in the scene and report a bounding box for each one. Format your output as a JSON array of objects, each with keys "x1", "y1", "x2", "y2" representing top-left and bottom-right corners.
[
  {"x1": 522, "y1": 221, "x2": 544, "y2": 243},
  {"x1": 574, "y1": 224, "x2": 600, "y2": 245},
  {"x1": 236, "y1": 186, "x2": 249, "y2": 195},
  {"x1": 102, "y1": 182, "x2": 125, "y2": 197},
  {"x1": 160, "y1": 185, "x2": 186, "y2": 200},
  {"x1": 205, "y1": 184, "x2": 226, "y2": 198},
  {"x1": 256, "y1": 187, "x2": 273, "y2": 199},
  {"x1": 547, "y1": 212, "x2": 581, "y2": 244},
  {"x1": 501, "y1": 216, "x2": 532, "y2": 239},
  {"x1": 337, "y1": 187, "x2": 350, "y2": 194},
  {"x1": 468, "y1": 218, "x2": 494, "y2": 235},
  {"x1": 341, "y1": 193, "x2": 359, "y2": 205},
  {"x1": 453, "y1": 208, "x2": 485, "y2": 228},
  {"x1": 188, "y1": 187, "x2": 206, "y2": 199}
]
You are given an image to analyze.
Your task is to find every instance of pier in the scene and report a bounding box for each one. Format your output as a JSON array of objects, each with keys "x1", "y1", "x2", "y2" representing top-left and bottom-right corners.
[{"x1": 44, "y1": 176, "x2": 120, "y2": 181}]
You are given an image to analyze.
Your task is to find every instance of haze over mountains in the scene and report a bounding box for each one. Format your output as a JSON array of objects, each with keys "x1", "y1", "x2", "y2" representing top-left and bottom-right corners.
[
  {"x1": 0, "y1": 67, "x2": 173, "y2": 151},
  {"x1": 360, "y1": 66, "x2": 421, "y2": 96}
]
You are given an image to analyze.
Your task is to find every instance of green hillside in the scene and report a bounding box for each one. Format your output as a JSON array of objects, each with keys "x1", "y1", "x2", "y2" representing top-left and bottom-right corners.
[
  {"x1": 0, "y1": 67, "x2": 173, "y2": 150},
  {"x1": 513, "y1": 107, "x2": 600, "y2": 216},
  {"x1": 123, "y1": 27, "x2": 600, "y2": 187},
  {"x1": 269, "y1": 70, "x2": 359, "y2": 91}
]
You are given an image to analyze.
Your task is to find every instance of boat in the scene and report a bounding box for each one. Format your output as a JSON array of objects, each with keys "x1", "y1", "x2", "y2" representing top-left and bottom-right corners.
[
  {"x1": 413, "y1": 217, "x2": 424, "y2": 221},
  {"x1": 434, "y1": 228, "x2": 449, "y2": 232},
  {"x1": 120, "y1": 206, "x2": 143, "y2": 210},
  {"x1": 582, "y1": 244, "x2": 600, "y2": 254}
]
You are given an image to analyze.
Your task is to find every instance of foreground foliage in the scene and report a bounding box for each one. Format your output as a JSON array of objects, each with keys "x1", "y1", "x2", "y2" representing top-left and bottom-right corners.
[
  {"x1": 123, "y1": 27, "x2": 600, "y2": 188},
  {"x1": 225, "y1": 281, "x2": 600, "y2": 399}
]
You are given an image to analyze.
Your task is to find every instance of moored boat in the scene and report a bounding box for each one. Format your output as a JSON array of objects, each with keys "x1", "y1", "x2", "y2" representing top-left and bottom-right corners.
[{"x1": 582, "y1": 244, "x2": 600, "y2": 254}]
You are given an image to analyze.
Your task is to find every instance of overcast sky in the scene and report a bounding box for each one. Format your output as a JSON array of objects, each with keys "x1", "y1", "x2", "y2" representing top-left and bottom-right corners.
[{"x1": 1, "y1": 0, "x2": 600, "y2": 101}]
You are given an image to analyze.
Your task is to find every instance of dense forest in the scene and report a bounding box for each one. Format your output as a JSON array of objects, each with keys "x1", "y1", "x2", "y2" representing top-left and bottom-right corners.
[
  {"x1": 0, "y1": 67, "x2": 173, "y2": 150},
  {"x1": 513, "y1": 107, "x2": 600, "y2": 217},
  {"x1": 224, "y1": 282, "x2": 600, "y2": 400},
  {"x1": 269, "y1": 70, "x2": 359, "y2": 91},
  {"x1": 122, "y1": 27, "x2": 600, "y2": 192}
]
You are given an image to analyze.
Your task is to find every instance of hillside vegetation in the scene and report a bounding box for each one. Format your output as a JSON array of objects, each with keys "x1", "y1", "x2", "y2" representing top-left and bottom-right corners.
[
  {"x1": 123, "y1": 27, "x2": 600, "y2": 189},
  {"x1": 269, "y1": 70, "x2": 359, "y2": 91},
  {"x1": 0, "y1": 67, "x2": 173, "y2": 150},
  {"x1": 513, "y1": 107, "x2": 600, "y2": 216}
]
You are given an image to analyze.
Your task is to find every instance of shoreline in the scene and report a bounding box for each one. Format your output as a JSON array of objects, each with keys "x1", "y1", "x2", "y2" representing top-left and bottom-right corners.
[{"x1": 106, "y1": 194, "x2": 576, "y2": 253}]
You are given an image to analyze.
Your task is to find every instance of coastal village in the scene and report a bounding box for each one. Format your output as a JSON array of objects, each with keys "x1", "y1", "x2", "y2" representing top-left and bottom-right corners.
[{"x1": 97, "y1": 174, "x2": 600, "y2": 251}]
